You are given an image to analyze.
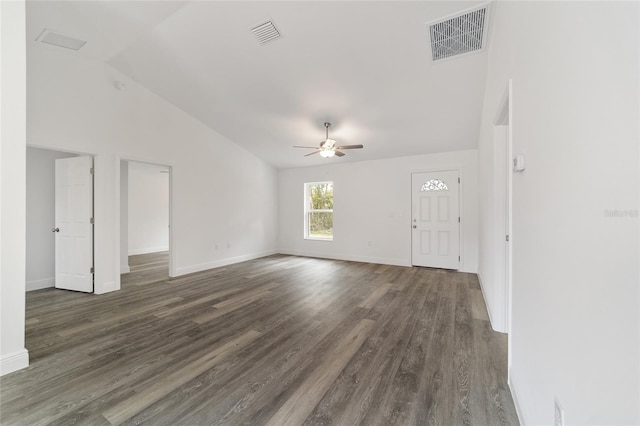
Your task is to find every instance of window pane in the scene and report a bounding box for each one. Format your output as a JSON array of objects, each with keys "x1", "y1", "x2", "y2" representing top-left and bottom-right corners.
[
  {"x1": 421, "y1": 179, "x2": 448, "y2": 191},
  {"x1": 308, "y1": 183, "x2": 334, "y2": 210},
  {"x1": 308, "y1": 212, "x2": 333, "y2": 239}
]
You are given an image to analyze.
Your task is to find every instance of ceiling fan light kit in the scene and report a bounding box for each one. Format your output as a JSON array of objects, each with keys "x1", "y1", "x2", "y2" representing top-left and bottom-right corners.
[{"x1": 293, "y1": 122, "x2": 364, "y2": 158}]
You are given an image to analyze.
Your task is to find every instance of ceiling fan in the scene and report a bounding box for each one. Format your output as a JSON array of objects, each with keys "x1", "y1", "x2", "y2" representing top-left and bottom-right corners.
[{"x1": 293, "y1": 122, "x2": 364, "y2": 158}]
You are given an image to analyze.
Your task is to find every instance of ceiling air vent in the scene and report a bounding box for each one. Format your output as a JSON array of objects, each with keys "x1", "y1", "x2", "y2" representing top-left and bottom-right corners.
[
  {"x1": 250, "y1": 20, "x2": 282, "y2": 45},
  {"x1": 35, "y1": 28, "x2": 86, "y2": 51},
  {"x1": 428, "y1": 5, "x2": 488, "y2": 61}
]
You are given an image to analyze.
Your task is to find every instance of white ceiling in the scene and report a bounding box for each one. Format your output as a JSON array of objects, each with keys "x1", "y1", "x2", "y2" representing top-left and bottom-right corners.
[{"x1": 27, "y1": 1, "x2": 491, "y2": 169}]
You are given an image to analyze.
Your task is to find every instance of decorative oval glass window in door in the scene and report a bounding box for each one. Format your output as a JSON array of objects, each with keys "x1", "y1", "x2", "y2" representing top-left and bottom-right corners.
[{"x1": 421, "y1": 179, "x2": 448, "y2": 191}]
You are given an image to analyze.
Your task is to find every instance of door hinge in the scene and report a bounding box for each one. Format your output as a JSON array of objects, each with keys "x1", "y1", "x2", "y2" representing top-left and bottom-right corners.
[
  {"x1": 90, "y1": 167, "x2": 94, "y2": 175},
  {"x1": 90, "y1": 266, "x2": 94, "y2": 274},
  {"x1": 458, "y1": 217, "x2": 460, "y2": 223},
  {"x1": 458, "y1": 177, "x2": 460, "y2": 183},
  {"x1": 458, "y1": 256, "x2": 461, "y2": 261},
  {"x1": 506, "y1": 235, "x2": 510, "y2": 242},
  {"x1": 90, "y1": 217, "x2": 94, "y2": 224}
]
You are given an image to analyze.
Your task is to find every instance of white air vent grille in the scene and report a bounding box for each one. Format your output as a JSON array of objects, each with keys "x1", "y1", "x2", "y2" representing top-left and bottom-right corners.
[
  {"x1": 36, "y1": 29, "x2": 86, "y2": 51},
  {"x1": 429, "y1": 6, "x2": 487, "y2": 61},
  {"x1": 250, "y1": 20, "x2": 282, "y2": 45}
]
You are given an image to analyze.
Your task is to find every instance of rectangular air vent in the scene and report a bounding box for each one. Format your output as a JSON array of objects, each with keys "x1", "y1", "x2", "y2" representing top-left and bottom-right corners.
[
  {"x1": 36, "y1": 29, "x2": 86, "y2": 51},
  {"x1": 428, "y1": 5, "x2": 488, "y2": 61},
  {"x1": 250, "y1": 20, "x2": 282, "y2": 45}
]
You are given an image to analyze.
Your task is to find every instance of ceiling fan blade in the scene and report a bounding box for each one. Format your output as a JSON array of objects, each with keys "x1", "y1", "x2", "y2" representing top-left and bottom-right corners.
[
  {"x1": 293, "y1": 145, "x2": 320, "y2": 149},
  {"x1": 335, "y1": 151, "x2": 346, "y2": 157},
  {"x1": 335, "y1": 144, "x2": 364, "y2": 150},
  {"x1": 304, "y1": 150, "x2": 321, "y2": 157}
]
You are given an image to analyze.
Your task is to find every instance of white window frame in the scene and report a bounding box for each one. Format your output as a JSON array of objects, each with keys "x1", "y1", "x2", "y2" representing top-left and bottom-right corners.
[{"x1": 304, "y1": 181, "x2": 333, "y2": 241}]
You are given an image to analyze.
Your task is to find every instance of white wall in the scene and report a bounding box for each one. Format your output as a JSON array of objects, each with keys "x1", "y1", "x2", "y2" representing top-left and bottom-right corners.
[
  {"x1": 119, "y1": 160, "x2": 129, "y2": 273},
  {"x1": 26, "y1": 147, "x2": 77, "y2": 291},
  {"x1": 0, "y1": 0, "x2": 29, "y2": 375},
  {"x1": 279, "y1": 150, "x2": 478, "y2": 273},
  {"x1": 478, "y1": 1, "x2": 639, "y2": 424},
  {"x1": 127, "y1": 161, "x2": 169, "y2": 256},
  {"x1": 26, "y1": 24, "x2": 278, "y2": 293}
]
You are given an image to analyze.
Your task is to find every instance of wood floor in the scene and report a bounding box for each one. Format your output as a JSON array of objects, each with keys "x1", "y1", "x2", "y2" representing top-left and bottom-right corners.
[{"x1": 1, "y1": 253, "x2": 519, "y2": 425}]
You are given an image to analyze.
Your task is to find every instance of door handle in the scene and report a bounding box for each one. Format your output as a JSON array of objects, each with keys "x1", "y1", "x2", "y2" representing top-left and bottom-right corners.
[
  {"x1": 52, "y1": 227, "x2": 60, "y2": 232},
  {"x1": 412, "y1": 225, "x2": 417, "y2": 229}
]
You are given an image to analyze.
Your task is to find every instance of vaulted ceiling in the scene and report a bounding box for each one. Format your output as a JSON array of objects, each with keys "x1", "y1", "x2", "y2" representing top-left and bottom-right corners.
[{"x1": 27, "y1": 1, "x2": 490, "y2": 169}]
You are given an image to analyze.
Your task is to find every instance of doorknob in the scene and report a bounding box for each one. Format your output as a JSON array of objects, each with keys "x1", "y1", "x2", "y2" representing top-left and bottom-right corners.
[
  {"x1": 52, "y1": 227, "x2": 59, "y2": 232},
  {"x1": 412, "y1": 225, "x2": 417, "y2": 229}
]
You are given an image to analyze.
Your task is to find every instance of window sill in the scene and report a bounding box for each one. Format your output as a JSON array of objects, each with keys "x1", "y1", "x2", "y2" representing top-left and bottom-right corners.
[{"x1": 305, "y1": 237, "x2": 333, "y2": 242}]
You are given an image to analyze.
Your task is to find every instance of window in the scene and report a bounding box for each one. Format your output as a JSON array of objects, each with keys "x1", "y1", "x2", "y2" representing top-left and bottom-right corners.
[
  {"x1": 421, "y1": 178, "x2": 448, "y2": 191},
  {"x1": 304, "y1": 181, "x2": 333, "y2": 240}
]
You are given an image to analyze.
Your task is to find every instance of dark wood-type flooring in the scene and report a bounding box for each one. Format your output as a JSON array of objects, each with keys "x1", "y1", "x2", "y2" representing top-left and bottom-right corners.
[{"x1": 1, "y1": 253, "x2": 518, "y2": 425}]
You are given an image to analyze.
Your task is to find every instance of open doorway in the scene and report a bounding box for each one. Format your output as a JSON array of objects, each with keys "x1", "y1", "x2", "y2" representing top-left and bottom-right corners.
[
  {"x1": 120, "y1": 160, "x2": 171, "y2": 285},
  {"x1": 26, "y1": 146, "x2": 95, "y2": 293}
]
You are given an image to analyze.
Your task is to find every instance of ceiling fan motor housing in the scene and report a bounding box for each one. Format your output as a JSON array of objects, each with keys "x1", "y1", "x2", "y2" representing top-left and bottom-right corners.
[
  {"x1": 292, "y1": 121, "x2": 363, "y2": 157},
  {"x1": 322, "y1": 139, "x2": 336, "y2": 150}
]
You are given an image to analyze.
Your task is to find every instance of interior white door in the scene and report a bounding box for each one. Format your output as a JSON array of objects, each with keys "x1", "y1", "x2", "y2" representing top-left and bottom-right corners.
[
  {"x1": 411, "y1": 170, "x2": 460, "y2": 269},
  {"x1": 54, "y1": 156, "x2": 94, "y2": 292}
]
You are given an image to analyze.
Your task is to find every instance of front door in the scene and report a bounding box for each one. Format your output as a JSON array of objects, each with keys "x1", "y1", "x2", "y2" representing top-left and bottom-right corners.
[
  {"x1": 54, "y1": 156, "x2": 94, "y2": 292},
  {"x1": 411, "y1": 170, "x2": 460, "y2": 269}
]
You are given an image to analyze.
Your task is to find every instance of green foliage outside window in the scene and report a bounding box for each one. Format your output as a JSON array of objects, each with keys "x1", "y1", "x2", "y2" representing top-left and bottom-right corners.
[
  {"x1": 307, "y1": 182, "x2": 333, "y2": 239},
  {"x1": 308, "y1": 183, "x2": 333, "y2": 209}
]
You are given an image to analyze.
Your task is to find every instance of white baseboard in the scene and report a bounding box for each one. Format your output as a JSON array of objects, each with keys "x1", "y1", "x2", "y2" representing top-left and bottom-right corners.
[
  {"x1": 26, "y1": 277, "x2": 55, "y2": 292},
  {"x1": 459, "y1": 264, "x2": 477, "y2": 274},
  {"x1": 509, "y1": 367, "x2": 526, "y2": 425},
  {"x1": 278, "y1": 248, "x2": 477, "y2": 272},
  {"x1": 120, "y1": 265, "x2": 130, "y2": 274},
  {"x1": 174, "y1": 249, "x2": 278, "y2": 276},
  {"x1": 277, "y1": 248, "x2": 411, "y2": 267},
  {"x1": 477, "y1": 272, "x2": 507, "y2": 333},
  {"x1": 0, "y1": 349, "x2": 29, "y2": 376},
  {"x1": 128, "y1": 246, "x2": 169, "y2": 256}
]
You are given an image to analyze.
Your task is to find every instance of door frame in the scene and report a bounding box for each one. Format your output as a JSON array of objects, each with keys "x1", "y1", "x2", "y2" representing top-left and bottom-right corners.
[
  {"x1": 410, "y1": 167, "x2": 462, "y2": 269},
  {"x1": 495, "y1": 80, "x2": 514, "y2": 373},
  {"x1": 26, "y1": 144, "x2": 97, "y2": 292},
  {"x1": 116, "y1": 156, "x2": 175, "y2": 278}
]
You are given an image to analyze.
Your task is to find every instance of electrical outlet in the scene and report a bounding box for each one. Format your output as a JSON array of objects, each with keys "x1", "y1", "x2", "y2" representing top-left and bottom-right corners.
[
  {"x1": 554, "y1": 397, "x2": 564, "y2": 426},
  {"x1": 227, "y1": 242, "x2": 231, "y2": 249},
  {"x1": 214, "y1": 244, "x2": 218, "y2": 250}
]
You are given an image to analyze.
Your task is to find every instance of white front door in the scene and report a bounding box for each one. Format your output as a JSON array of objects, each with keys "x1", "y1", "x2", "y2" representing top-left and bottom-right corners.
[
  {"x1": 54, "y1": 156, "x2": 94, "y2": 292},
  {"x1": 411, "y1": 170, "x2": 460, "y2": 270}
]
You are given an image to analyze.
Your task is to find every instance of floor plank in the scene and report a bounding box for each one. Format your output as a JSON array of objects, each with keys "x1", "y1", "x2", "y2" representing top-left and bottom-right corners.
[{"x1": 0, "y1": 253, "x2": 519, "y2": 425}]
